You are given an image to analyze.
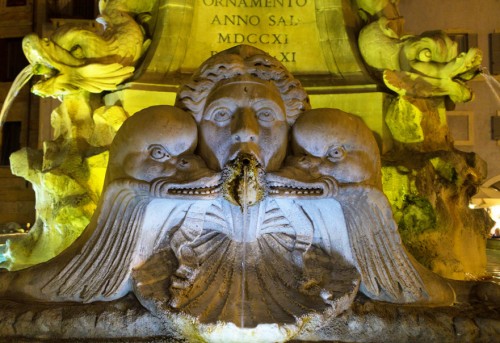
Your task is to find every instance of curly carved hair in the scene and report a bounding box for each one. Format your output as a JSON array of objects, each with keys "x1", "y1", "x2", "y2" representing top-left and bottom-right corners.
[{"x1": 175, "y1": 45, "x2": 310, "y2": 126}]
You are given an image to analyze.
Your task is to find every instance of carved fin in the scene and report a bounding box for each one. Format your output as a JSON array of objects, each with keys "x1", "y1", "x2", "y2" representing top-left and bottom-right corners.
[
  {"x1": 337, "y1": 185, "x2": 427, "y2": 302},
  {"x1": 42, "y1": 180, "x2": 150, "y2": 302}
]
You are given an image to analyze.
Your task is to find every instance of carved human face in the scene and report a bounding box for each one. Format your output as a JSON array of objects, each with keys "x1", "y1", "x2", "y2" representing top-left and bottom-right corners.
[
  {"x1": 198, "y1": 80, "x2": 288, "y2": 171},
  {"x1": 291, "y1": 109, "x2": 380, "y2": 185}
]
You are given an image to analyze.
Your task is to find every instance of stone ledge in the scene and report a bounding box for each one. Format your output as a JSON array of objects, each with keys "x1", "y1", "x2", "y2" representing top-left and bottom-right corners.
[{"x1": 0, "y1": 294, "x2": 498, "y2": 342}]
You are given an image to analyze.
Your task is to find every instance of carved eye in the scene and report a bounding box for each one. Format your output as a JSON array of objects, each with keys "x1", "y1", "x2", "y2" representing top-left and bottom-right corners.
[
  {"x1": 257, "y1": 109, "x2": 275, "y2": 122},
  {"x1": 212, "y1": 108, "x2": 231, "y2": 122},
  {"x1": 327, "y1": 146, "x2": 346, "y2": 162},
  {"x1": 418, "y1": 48, "x2": 432, "y2": 62},
  {"x1": 148, "y1": 145, "x2": 171, "y2": 161}
]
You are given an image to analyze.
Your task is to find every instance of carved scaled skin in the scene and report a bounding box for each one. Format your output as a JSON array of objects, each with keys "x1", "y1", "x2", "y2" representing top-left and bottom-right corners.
[{"x1": 0, "y1": 105, "x2": 219, "y2": 303}]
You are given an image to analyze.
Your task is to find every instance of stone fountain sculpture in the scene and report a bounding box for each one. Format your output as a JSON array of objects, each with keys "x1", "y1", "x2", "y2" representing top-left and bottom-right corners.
[
  {"x1": 0, "y1": 1, "x2": 497, "y2": 341},
  {"x1": 1, "y1": 0, "x2": 489, "y2": 283},
  {"x1": 0, "y1": 46, "x2": 458, "y2": 339}
]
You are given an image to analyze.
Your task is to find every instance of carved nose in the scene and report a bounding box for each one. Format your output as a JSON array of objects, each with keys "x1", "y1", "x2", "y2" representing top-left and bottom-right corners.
[
  {"x1": 162, "y1": 156, "x2": 179, "y2": 175},
  {"x1": 177, "y1": 158, "x2": 190, "y2": 168},
  {"x1": 232, "y1": 108, "x2": 258, "y2": 143}
]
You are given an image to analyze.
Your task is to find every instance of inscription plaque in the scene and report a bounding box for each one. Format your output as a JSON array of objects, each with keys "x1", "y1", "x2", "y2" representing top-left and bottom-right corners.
[
  {"x1": 183, "y1": 0, "x2": 325, "y2": 73},
  {"x1": 138, "y1": 0, "x2": 371, "y2": 84}
]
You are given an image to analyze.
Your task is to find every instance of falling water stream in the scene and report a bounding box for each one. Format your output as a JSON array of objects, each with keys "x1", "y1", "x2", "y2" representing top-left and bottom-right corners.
[
  {"x1": 481, "y1": 67, "x2": 500, "y2": 105},
  {"x1": 0, "y1": 65, "x2": 33, "y2": 127},
  {"x1": 240, "y1": 161, "x2": 249, "y2": 328}
]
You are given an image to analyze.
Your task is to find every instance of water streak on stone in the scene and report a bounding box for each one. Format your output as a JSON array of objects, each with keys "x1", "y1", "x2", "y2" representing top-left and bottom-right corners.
[
  {"x1": 0, "y1": 65, "x2": 33, "y2": 128},
  {"x1": 241, "y1": 163, "x2": 249, "y2": 328}
]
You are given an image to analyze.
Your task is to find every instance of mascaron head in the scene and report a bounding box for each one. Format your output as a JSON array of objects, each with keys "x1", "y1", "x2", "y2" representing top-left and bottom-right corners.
[{"x1": 176, "y1": 45, "x2": 310, "y2": 171}]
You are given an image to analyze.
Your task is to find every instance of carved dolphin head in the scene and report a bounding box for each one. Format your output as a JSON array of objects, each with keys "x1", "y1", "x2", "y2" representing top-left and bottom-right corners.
[
  {"x1": 291, "y1": 108, "x2": 382, "y2": 187},
  {"x1": 106, "y1": 105, "x2": 200, "y2": 184}
]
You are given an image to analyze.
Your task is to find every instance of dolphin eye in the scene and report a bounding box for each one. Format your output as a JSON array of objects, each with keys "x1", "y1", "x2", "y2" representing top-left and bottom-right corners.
[
  {"x1": 418, "y1": 48, "x2": 432, "y2": 62},
  {"x1": 148, "y1": 145, "x2": 171, "y2": 161},
  {"x1": 327, "y1": 146, "x2": 346, "y2": 162}
]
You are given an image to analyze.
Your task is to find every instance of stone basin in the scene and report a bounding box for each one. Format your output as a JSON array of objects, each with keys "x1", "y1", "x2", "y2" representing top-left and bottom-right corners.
[
  {"x1": 0, "y1": 233, "x2": 27, "y2": 245},
  {"x1": 0, "y1": 293, "x2": 498, "y2": 342},
  {"x1": 0, "y1": 233, "x2": 27, "y2": 262}
]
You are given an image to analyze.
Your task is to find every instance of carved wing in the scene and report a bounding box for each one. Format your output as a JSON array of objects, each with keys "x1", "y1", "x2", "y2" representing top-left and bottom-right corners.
[
  {"x1": 42, "y1": 179, "x2": 151, "y2": 302},
  {"x1": 336, "y1": 185, "x2": 427, "y2": 302}
]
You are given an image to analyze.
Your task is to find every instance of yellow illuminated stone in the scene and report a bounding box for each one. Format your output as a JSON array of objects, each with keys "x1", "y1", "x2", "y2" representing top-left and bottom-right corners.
[
  {"x1": 385, "y1": 97, "x2": 424, "y2": 143},
  {"x1": 184, "y1": 1, "x2": 325, "y2": 73},
  {"x1": 310, "y1": 92, "x2": 393, "y2": 153},
  {"x1": 138, "y1": 0, "x2": 370, "y2": 82}
]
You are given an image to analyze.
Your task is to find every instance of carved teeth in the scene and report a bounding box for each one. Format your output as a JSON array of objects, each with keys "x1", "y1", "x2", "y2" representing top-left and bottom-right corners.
[
  {"x1": 267, "y1": 185, "x2": 323, "y2": 197},
  {"x1": 168, "y1": 183, "x2": 222, "y2": 196}
]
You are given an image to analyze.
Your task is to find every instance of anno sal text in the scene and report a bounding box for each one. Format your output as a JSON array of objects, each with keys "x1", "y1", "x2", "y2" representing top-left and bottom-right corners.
[{"x1": 202, "y1": 0, "x2": 307, "y2": 7}]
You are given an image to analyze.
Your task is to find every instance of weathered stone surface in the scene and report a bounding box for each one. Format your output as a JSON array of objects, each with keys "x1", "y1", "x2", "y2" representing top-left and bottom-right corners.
[
  {"x1": 0, "y1": 295, "x2": 177, "y2": 342},
  {"x1": 382, "y1": 149, "x2": 491, "y2": 280},
  {"x1": 0, "y1": 294, "x2": 497, "y2": 342},
  {"x1": 0, "y1": 2, "x2": 494, "y2": 340}
]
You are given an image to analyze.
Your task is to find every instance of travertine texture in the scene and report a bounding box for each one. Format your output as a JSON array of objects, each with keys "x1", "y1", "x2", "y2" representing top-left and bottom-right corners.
[
  {"x1": 0, "y1": 293, "x2": 498, "y2": 342},
  {"x1": 0, "y1": 1, "x2": 496, "y2": 341},
  {"x1": 0, "y1": 48, "x2": 466, "y2": 339}
]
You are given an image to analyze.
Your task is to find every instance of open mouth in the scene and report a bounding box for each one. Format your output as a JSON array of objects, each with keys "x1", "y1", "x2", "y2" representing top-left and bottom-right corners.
[
  {"x1": 265, "y1": 173, "x2": 337, "y2": 199},
  {"x1": 222, "y1": 153, "x2": 266, "y2": 207},
  {"x1": 151, "y1": 172, "x2": 223, "y2": 199},
  {"x1": 167, "y1": 183, "x2": 222, "y2": 196},
  {"x1": 267, "y1": 183, "x2": 324, "y2": 196},
  {"x1": 32, "y1": 63, "x2": 58, "y2": 78}
]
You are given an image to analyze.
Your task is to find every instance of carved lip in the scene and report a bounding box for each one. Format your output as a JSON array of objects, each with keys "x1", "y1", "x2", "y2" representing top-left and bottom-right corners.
[
  {"x1": 228, "y1": 144, "x2": 263, "y2": 167},
  {"x1": 152, "y1": 173, "x2": 223, "y2": 198},
  {"x1": 267, "y1": 182, "x2": 324, "y2": 197},
  {"x1": 265, "y1": 172, "x2": 338, "y2": 198},
  {"x1": 167, "y1": 183, "x2": 222, "y2": 196}
]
